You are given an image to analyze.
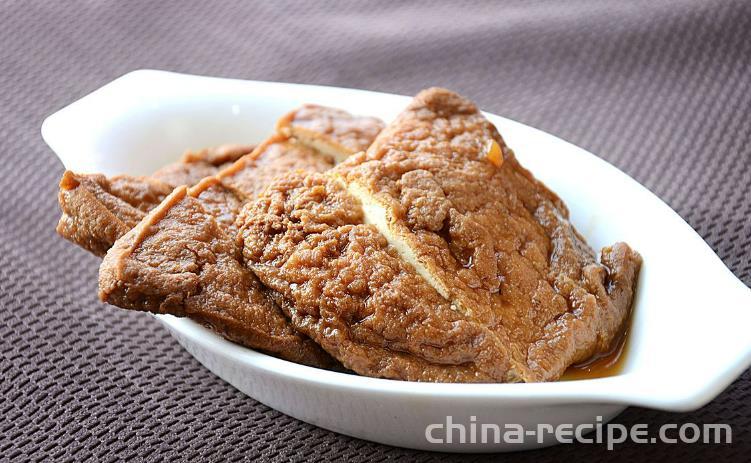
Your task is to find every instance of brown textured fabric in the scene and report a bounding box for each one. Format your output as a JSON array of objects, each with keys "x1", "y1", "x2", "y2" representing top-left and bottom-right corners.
[{"x1": 1, "y1": 0, "x2": 750, "y2": 461}]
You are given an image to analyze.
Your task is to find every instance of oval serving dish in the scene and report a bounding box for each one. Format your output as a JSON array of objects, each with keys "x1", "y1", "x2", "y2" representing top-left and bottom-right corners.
[{"x1": 42, "y1": 70, "x2": 751, "y2": 452}]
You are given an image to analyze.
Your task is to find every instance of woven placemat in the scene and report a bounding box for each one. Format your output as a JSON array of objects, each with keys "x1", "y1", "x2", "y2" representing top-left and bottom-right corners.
[{"x1": 1, "y1": 0, "x2": 749, "y2": 460}]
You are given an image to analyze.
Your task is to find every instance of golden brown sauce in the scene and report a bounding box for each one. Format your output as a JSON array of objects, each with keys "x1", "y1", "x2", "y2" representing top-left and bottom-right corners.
[{"x1": 560, "y1": 322, "x2": 631, "y2": 381}]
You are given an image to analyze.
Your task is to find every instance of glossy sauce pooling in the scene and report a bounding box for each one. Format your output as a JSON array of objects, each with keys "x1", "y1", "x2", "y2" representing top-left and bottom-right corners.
[{"x1": 560, "y1": 324, "x2": 630, "y2": 381}]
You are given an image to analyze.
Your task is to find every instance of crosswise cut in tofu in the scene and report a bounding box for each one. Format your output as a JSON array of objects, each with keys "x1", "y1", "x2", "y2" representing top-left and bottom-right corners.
[{"x1": 240, "y1": 88, "x2": 641, "y2": 382}]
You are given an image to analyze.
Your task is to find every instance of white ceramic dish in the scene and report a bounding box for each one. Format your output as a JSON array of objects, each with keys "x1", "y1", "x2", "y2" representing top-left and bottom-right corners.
[{"x1": 42, "y1": 70, "x2": 751, "y2": 452}]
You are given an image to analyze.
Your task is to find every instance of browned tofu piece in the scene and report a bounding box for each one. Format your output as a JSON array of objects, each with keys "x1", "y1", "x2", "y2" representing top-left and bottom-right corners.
[
  {"x1": 276, "y1": 104, "x2": 385, "y2": 162},
  {"x1": 99, "y1": 184, "x2": 336, "y2": 368},
  {"x1": 57, "y1": 171, "x2": 174, "y2": 256}
]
